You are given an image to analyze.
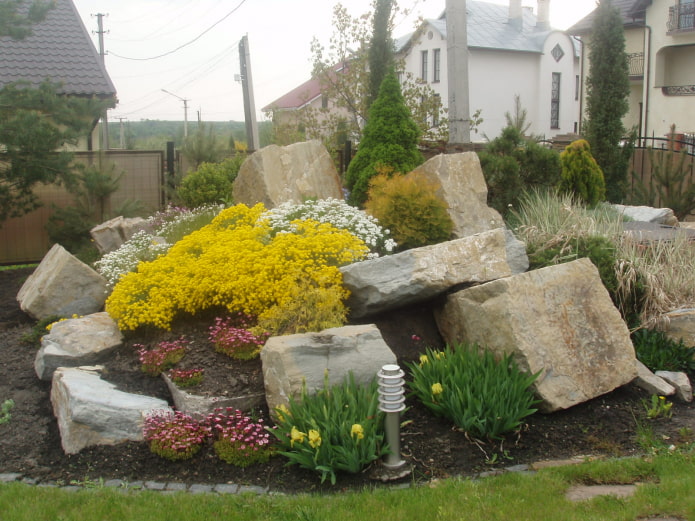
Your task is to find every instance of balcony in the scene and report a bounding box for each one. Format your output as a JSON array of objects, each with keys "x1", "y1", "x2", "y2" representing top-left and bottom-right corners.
[
  {"x1": 667, "y1": 2, "x2": 695, "y2": 34},
  {"x1": 628, "y1": 52, "x2": 644, "y2": 78}
]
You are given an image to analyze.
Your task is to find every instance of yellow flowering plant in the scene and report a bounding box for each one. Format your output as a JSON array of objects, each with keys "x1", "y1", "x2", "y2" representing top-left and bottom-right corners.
[
  {"x1": 269, "y1": 373, "x2": 387, "y2": 485},
  {"x1": 105, "y1": 203, "x2": 369, "y2": 332}
]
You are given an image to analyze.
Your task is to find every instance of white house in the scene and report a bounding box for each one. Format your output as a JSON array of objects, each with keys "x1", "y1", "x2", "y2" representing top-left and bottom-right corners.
[
  {"x1": 568, "y1": 0, "x2": 695, "y2": 145},
  {"x1": 396, "y1": 0, "x2": 581, "y2": 141},
  {"x1": 263, "y1": 0, "x2": 581, "y2": 144}
]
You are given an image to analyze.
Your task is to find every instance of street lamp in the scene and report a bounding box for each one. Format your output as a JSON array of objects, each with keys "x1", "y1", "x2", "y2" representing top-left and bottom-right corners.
[{"x1": 161, "y1": 89, "x2": 190, "y2": 138}]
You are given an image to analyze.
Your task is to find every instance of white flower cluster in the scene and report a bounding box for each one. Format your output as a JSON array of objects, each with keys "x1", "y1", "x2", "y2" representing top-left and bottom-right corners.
[
  {"x1": 262, "y1": 198, "x2": 397, "y2": 259},
  {"x1": 94, "y1": 204, "x2": 222, "y2": 287}
]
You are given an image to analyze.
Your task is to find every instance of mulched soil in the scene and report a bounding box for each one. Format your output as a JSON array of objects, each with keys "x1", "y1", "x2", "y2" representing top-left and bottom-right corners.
[{"x1": 1, "y1": 266, "x2": 694, "y2": 494}]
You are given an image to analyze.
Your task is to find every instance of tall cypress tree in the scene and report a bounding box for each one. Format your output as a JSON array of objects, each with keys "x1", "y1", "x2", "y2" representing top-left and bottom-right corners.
[
  {"x1": 367, "y1": 0, "x2": 393, "y2": 110},
  {"x1": 584, "y1": 0, "x2": 631, "y2": 203},
  {"x1": 345, "y1": 69, "x2": 423, "y2": 206}
]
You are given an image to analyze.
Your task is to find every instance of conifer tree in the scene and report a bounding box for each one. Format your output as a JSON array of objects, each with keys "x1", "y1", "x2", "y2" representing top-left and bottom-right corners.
[
  {"x1": 344, "y1": 69, "x2": 424, "y2": 206},
  {"x1": 583, "y1": 0, "x2": 631, "y2": 202},
  {"x1": 367, "y1": 0, "x2": 393, "y2": 110}
]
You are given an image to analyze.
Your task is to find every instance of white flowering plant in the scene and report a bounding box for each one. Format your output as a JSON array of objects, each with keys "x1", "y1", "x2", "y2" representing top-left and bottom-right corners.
[{"x1": 262, "y1": 198, "x2": 397, "y2": 259}]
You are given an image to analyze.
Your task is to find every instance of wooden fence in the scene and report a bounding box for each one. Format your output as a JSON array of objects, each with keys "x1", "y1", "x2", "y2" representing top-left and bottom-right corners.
[{"x1": 1, "y1": 150, "x2": 165, "y2": 264}]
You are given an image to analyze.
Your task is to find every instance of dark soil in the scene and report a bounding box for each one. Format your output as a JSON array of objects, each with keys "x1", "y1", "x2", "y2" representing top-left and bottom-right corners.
[{"x1": 1, "y1": 266, "x2": 694, "y2": 494}]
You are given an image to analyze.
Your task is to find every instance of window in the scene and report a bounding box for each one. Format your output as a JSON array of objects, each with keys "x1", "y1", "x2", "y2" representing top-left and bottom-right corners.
[
  {"x1": 433, "y1": 49, "x2": 441, "y2": 82},
  {"x1": 421, "y1": 50, "x2": 428, "y2": 82},
  {"x1": 680, "y1": 0, "x2": 694, "y2": 30},
  {"x1": 551, "y1": 73, "x2": 561, "y2": 129},
  {"x1": 551, "y1": 44, "x2": 565, "y2": 62}
]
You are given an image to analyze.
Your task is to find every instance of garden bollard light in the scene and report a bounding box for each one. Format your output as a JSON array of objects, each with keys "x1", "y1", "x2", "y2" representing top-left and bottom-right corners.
[{"x1": 377, "y1": 364, "x2": 406, "y2": 469}]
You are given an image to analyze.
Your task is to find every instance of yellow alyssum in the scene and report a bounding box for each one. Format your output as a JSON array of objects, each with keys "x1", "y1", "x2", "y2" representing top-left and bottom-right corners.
[{"x1": 105, "y1": 204, "x2": 369, "y2": 331}]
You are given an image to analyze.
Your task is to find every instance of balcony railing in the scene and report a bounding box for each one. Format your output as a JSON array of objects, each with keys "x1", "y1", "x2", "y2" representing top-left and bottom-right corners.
[
  {"x1": 628, "y1": 52, "x2": 644, "y2": 78},
  {"x1": 667, "y1": 2, "x2": 695, "y2": 33}
]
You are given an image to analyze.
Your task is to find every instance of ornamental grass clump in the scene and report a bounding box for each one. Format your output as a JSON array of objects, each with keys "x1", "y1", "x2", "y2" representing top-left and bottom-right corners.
[
  {"x1": 106, "y1": 203, "x2": 368, "y2": 332},
  {"x1": 407, "y1": 344, "x2": 540, "y2": 440},
  {"x1": 136, "y1": 338, "x2": 188, "y2": 376},
  {"x1": 208, "y1": 408, "x2": 273, "y2": 467},
  {"x1": 270, "y1": 373, "x2": 387, "y2": 485},
  {"x1": 143, "y1": 410, "x2": 208, "y2": 461},
  {"x1": 208, "y1": 315, "x2": 269, "y2": 360}
]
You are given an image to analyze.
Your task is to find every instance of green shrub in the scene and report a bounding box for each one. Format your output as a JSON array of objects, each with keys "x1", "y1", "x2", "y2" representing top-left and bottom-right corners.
[
  {"x1": 559, "y1": 139, "x2": 606, "y2": 206},
  {"x1": 177, "y1": 156, "x2": 243, "y2": 208},
  {"x1": 364, "y1": 171, "x2": 453, "y2": 251},
  {"x1": 631, "y1": 328, "x2": 695, "y2": 375},
  {"x1": 407, "y1": 344, "x2": 540, "y2": 440},
  {"x1": 478, "y1": 126, "x2": 561, "y2": 215},
  {"x1": 270, "y1": 373, "x2": 387, "y2": 485}
]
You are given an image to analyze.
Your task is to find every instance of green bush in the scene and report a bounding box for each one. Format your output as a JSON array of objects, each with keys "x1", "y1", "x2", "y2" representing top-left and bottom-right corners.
[
  {"x1": 559, "y1": 139, "x2": 606, "y2": 206},
  {"x1": 177, "y1": 156, "x2": 244, "y2": 208},
  {"x1": 270, "y1": 373, "x2": 387, "y2": 485},
  {"x1": 631, "y1": 328, "x2": 695, "y2": 375},
  {"x1": 364, "y1": 171, "x2": 453, "y2": 251},
  {"x1": 478, "y1": 126, "x2": 561, "y2": 215},
  {"x1": 407, "y1": 344, "x2": 540, "y2": 440}
]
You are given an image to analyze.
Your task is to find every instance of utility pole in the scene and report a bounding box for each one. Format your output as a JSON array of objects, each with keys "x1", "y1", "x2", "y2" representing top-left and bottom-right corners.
[
  {"x1": 445, "y1": 0, "x2": 471, "y2": 149},
  {"x1": 238, "y1": 35, "x2": 260, "y2": 151},
  {"x1": 161, "y1": 89, "x2": 190, "y2": 137},
  {"x1": 94, "y1": 13, "x2": 109, "y2": 150}
]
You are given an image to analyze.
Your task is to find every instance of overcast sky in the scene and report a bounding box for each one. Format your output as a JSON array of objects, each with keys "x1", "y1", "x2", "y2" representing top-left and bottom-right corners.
[{"x1": 70, "y1": 0, "x2": 598, "y2": 123}]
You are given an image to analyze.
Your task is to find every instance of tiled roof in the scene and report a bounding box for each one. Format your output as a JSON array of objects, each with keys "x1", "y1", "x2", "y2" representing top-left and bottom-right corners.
[
  {"x1": 0, "y1": 0, "x2": 116, "y2": 98},
  {"x1": 566, "y1": 0, "x2": 647, "y2": 34},
  {"x1": 262, "y1": 63, "x2": 347, "y2": 111}
]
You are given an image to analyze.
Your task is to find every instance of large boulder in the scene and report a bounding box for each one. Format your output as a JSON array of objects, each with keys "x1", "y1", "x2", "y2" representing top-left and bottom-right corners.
[
  {"x1": 435, "y1": 258, "x2": 638, "y2": 412},
  {"x1": 233, "y1": 140, "x2": 344, "y2": 209},
  {"x1": 341, "y1": 228, "x2": 512, "y2": 319},
  {"x1": 51, "y1": 366, "x2": 171, "y2": 454},
  {"x1": 260, "y1": 324, "x2": 396, "y2": 413},
  {"x1": 16, "y1": 244, "x2": 108, "y2": 320},
  {"x1": 35, "y1": 312, "x2": 124, "y2": 381},
  {"x1": 406, "y1": 152, "x2": 504, "y2": 238},
  {"x1": 90, "y1": 216, "x2": 149, "y2": 255}
]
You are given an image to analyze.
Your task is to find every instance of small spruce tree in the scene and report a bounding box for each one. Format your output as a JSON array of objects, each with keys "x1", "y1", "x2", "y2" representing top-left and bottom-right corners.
[{"x1": 344, "y1": 69, "x2": 423, "y2": 206}]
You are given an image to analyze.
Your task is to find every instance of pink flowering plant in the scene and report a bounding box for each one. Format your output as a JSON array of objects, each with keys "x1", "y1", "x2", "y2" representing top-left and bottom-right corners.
[
  {"x1": 208, "y1": 315, "x2": 269, "y2": 360},
  {"x1": 143, "y1": 410, "x2": 209, "y2": 461},
  {"x1": 208, "y1": 408, "x2": 273, "y2": 467},
  {"x1": 168, "y1": 368, "x2": 204, "y2": 388},
  {"x1": 136, "y1": 337, "x2": 188, "y2": 376}
]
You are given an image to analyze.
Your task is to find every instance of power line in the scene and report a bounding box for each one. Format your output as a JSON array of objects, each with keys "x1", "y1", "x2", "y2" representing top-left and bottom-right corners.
[{"x1": 108, "y1": 0, "x2": 248, "y2": 61}]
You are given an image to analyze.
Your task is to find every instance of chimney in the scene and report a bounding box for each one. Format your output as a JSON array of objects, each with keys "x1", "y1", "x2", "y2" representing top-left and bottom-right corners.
[
  {"x1": 536, "y1": 0, "x2": 550, "y2": 30},
  {"x1": 509, "y1": 0, "x2": 523, "y2": 30}
]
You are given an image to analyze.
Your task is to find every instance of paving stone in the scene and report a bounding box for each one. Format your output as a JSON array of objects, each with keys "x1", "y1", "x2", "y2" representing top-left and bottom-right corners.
[
  {"x1": 143, "y1": 481, "x2": 166, "y2": 491},
  {"x1": 0, "y1": 473, "x2": 22, "y2": 482},
  {"x1": 165, "y1": 482, "x2": 188, "y2": 492},
  {"x1": 505, "y1": 464, "x2": 532, "y2": 473},
  {"x1": 237, "y1": 484, "x2": 268, "y2": 495},
  {"x1": 213, "y1": 483, "x2": 240, "y2": 494},
  {"x1": 103, "y1": 479, "x2": 127, "y2": 488},
  {"x1": 188, "y1": 484, "x2": 214, "y2": 494},
  {"x1": 565, "y1": 484, "x2": 639, "y2": 502}
]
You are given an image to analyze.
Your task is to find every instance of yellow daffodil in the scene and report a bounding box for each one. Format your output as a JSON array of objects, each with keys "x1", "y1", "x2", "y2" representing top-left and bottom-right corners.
[
  {"x1": 419, "y1": 354, "x2": 429, "y2": 366},
  {"x1": 276, "y1": 404, "x2": 291, "y2": 423},
  {"x1": 434, "y1": 350, "x2": 445, "y2": 360},
  {"x1": 351, "y1": 423, "x2": 364, "y2": 440},
  {"x1": 431, "y1": 383, "x2": 444, "y2": 396},
  {"x1": 308, "y1": 429, "x2": 322, "y2": 449},
  {"x1": 290, "y1": 426, "x2": 306, "y2": 447}
]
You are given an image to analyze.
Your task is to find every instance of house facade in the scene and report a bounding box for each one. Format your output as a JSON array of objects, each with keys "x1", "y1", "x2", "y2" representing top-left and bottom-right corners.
[
  {"x1": 396, "y1": 0, "x2": 581, "y2": 141},
  {"x1": 568, "y1": 0, "x2": 695, "y2": 143},
  {"x1": 0, "y1": 0, "x2": 117, "y2": 150},
  {"x1": 264, "y1": 0, "x2": 582, "y2": 144}
]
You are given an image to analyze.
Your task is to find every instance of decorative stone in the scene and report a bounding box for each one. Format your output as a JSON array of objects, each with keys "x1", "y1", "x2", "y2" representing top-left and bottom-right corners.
[
  {"x1": 612, "y1": 204, "x2": 678, "y2": 226},
  {"x1": 232, "y1": 140, "x2": 344, "y2": 209},
  {"x1": 341, "y1": 228, "x2": 512, "y2": 319},
  {"x1": 435, "y1": 258, "x2": 638, "y2": 412},
  {"x1": 90, "y1": 216, "x2": 149, "y2": 255},
  {"x1": 35, "y1": 312, "x2": 124, "y2": 381},
  {"x1": 655, "y1": 371, "x2": 693, "y2": 402},
  {"x1": 633, "y1": 360, "x2": 676, "y2": 397},
  {"x1": 656, "y1": 308, "x2": 695, "y2": 348},
  {"x1": 260, "y1": 324, "x2": 396, "y2": 413},
  {"x1": 51, "y1": 366, "x2": 171, "y2": 454},
  {"x1": 16, "y1": 244, "x2": 108, "y2": 320},
  {"x1": 162, "y1": 373, "x2": 265, "y2": 416}
]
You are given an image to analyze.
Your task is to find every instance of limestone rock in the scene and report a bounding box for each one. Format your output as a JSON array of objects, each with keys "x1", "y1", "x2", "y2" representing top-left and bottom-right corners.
[
  {"x1": 341, "y1": 228, "x2": 512, "y2": 319},
  {"x1": 612, "y1": 204, "x2": 678, "y2": 226},
  {"x1": 260, "y1": 324, "x2": 396, "y2": 413},
  {"x1": 90, "y1": 216, "x2": 149, "y2": 255},
  {"x1": 504, "y1": 228, "x2": 529, "y2": 274},
  {"x1": 406, "y1": 152, "x2": 504, "y2": 238},
  {"x1": 16, "y1": 244, "x2": 108, "y2": 320},
  {"x1": 633, "y1": 360, "x2": 676, "y2": 397},
  {"x1": 435, "y1": 258, "x2": 638, "y2": 413},
  {"x1": 51, "y1": 366, "x2": 171, "y2": 454},
  {"x1": 232, "y1": 140, "x2": 344, "y2": 209},
  {"x1": 655, "y1": 371, "x2": 693, "y2": 402},
  {"x1": 656, "y1": 308, "x2": 695, "y2": 348},
  {"x1": 162, "y1": 373, "x2": 265, "y2": 416},
  {"x1": 35, "y1": 312, "x2": 124, "y2": 381}
]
